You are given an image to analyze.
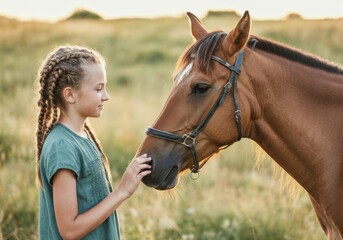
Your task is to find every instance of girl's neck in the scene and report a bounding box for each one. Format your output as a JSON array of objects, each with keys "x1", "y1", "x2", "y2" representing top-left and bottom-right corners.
[{"x1": 58, "y1": 114, "x2": 87, "y2": 138}]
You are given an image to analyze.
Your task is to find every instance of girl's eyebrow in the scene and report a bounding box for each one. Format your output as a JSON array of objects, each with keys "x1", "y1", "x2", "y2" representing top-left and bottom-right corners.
[
  {"x1": 95, "y1": 82, "x2": 106, "y2": 87},
  {"x1": 93, "y1": 83, "x2": 104, "y2": 89}
]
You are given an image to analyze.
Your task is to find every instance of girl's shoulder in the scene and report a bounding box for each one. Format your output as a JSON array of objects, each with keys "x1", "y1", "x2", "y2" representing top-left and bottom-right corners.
[
  {"x1": 45, "y1": 124, "x2": 73, "y2": 144},
  {"x1": 43, "y1": 124, "x2": 86, "y2": 154},
  {"x1": 45, "y1": 124, "x2": 88, "y2": 143}
]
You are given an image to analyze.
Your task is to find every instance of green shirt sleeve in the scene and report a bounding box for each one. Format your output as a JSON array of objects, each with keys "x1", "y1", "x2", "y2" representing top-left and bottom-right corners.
[{"x1": 45, "y1": 138, "x2": 81, "y2": 185}]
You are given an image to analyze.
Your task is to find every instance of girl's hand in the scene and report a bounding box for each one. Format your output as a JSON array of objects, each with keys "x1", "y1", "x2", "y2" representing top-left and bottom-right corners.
[{"x1": 117, "y1": 154, "x2": 152, "y2": 199}]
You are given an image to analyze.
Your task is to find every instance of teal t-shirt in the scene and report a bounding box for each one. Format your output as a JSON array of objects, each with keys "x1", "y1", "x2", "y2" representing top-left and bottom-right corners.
[{"x1": 39, "y1": 124, "x2": 120, "y2": 239}]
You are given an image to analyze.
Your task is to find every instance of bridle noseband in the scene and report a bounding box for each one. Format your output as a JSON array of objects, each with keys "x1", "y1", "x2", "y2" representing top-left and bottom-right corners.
[{"x1": 146, "y1": 50, "x2": 244, "y2": 175}]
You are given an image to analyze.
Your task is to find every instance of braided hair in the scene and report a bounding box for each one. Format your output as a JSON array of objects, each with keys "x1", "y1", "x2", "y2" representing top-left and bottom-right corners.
[{"x1": 36, "y1": 46, "x2": 112, "y2": 187}]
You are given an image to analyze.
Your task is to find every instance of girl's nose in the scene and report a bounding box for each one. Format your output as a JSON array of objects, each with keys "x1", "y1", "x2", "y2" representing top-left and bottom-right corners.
[{"x1": 103, "y1": 89, "x2": 110, "y2": 101}]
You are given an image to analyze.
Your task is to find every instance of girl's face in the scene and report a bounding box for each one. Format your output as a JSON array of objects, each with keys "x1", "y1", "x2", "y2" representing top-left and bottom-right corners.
[{"x1": 73, "y1": 63, "x2": 110, "y2": 118}]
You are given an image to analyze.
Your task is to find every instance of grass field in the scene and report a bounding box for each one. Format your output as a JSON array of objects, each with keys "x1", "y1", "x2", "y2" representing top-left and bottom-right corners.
[{"x1": 0, "y1": 12, "x2": 342, "y2": 239}]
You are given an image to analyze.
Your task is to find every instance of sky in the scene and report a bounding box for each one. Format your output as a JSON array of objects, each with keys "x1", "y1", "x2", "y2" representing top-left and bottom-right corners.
[{"x1": 0, "y1": 0, "x2": 342, "y2": 22}]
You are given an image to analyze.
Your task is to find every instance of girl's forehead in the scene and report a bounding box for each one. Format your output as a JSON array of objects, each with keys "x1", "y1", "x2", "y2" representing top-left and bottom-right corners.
[{"x1": 83, "y1": 63, "x2": 106, "y2": 84}]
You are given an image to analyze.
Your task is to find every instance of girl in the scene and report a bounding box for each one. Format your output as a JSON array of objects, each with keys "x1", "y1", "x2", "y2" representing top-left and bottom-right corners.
[{"x1": 36, "y1": 45, "x2": 151, "y2": 239}]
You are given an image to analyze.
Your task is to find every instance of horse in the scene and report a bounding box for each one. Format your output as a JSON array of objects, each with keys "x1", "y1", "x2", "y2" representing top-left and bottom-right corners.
[{"x1": 135, "y1": 11, "x2": 343, "y2": 239}]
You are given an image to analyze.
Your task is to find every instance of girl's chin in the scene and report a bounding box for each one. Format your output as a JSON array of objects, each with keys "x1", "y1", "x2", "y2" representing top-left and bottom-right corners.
[{"x1": 89, "y1": 112, "x2": 102, "y2": 118}]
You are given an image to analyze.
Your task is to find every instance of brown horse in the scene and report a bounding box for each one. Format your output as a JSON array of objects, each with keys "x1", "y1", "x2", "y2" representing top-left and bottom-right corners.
[{"x1": 136, "y1": 11, "x2": 343, "y2": 239}]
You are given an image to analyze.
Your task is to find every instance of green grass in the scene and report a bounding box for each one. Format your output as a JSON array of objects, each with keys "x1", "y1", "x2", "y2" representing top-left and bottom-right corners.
[{"x1": 1, "y1": 13, "x2": 341, "y2": 239}]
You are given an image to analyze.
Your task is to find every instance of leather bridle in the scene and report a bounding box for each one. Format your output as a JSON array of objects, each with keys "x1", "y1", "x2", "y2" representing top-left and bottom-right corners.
[{"x1": 146, "y1": 50, "x2": 244, "y2": 175}]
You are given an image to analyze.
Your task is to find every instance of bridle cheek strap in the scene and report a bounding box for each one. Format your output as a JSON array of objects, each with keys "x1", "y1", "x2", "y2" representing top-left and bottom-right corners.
[{"x1": 146, "y1": 50, "x2": 244, "y2": 174}]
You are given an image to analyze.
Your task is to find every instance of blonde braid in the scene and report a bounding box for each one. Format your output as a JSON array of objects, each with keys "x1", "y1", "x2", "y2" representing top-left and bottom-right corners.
[
  {"x1": 36, "y1": 71, "x2": 50, "y2": 173},
  {"x1": 36, "y1": 46, "x2": 105, "y2": 187},
  {"x1": 42, "y1": 68, "x2": 63, "y2": 142},
  {"x1": 36, "y1": 65, "x2": 61, "y2": 159}
]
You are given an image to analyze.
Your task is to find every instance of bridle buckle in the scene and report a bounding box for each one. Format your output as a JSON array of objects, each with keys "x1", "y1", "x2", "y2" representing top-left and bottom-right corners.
[
  {"x1": 182, "y1": 133, "x2": 196, "y2": 147},
  {"x1": 235, "y1": 110, "x2": 241, "y2": 123}
]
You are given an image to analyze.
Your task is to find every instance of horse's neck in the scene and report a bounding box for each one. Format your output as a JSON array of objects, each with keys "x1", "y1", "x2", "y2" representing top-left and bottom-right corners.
[{"x1": 248, "y1": 51, "x2": 343, "y2": 196}]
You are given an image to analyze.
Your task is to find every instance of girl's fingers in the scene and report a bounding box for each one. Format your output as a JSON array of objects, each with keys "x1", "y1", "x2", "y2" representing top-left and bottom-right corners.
[
  {"x1": 136, "y1": 155, "x2": 151, "y2": 163},
  {"x1": 138, "y1": 164, "x2": 151, "y2": 174},
  {"x1": 140, "y1": 163, "x2": 151, "y2": 169},
  {"x1": 129, "y1": 160, "x2": 151, "y2": 173},
  {"x1": 139, "y1": 170, "x2": 151, "y2": 178},
  {"x1": 125, "y1": 154, "x2": 152, "y2": 178},
  {"x1": 132, "y1": 155, "x2": 152, "y2": 166}
]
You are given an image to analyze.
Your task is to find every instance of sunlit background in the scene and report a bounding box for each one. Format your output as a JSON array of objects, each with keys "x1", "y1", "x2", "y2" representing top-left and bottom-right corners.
[
  {"x1": 0, "y1": 0, "x2": 342, "y2": 21},
  {"x1": 0, "y1": 1, "x2": 342, "y2": 239}
]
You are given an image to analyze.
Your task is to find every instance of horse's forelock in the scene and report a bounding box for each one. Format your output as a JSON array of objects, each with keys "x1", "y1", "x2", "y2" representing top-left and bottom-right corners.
[{"x1": 175, "y1": 31, "x2": 225, "y2": 75}]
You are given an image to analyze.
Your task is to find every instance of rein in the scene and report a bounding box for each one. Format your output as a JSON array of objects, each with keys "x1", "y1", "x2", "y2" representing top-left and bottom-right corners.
[{"x1": 146, "y1": 50, "x2": 244, "y2": 176}]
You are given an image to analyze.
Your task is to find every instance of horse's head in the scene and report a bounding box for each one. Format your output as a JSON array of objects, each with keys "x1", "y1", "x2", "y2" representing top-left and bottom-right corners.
[{"x1": 136, "y1": 11, "x2": 252, "y2": 190}]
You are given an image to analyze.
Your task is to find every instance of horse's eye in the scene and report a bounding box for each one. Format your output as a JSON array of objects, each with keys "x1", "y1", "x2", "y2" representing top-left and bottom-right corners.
[{"x1": 192, "y1": 83, "x2": 211, "y2": 94}]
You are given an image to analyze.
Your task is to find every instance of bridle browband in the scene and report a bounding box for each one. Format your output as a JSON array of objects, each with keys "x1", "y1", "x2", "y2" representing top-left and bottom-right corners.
[{"x1": 146, "y1": 49, "x2": 244, "y2": 176}]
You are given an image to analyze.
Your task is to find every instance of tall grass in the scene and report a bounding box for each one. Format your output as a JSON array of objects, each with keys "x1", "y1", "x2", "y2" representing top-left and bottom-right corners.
[{"x1": 1, "y1": 14, "x2": 342, "y2": 239}]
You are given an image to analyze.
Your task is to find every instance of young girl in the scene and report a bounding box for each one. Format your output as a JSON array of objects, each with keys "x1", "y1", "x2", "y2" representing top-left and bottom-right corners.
[{"x1": 36, "y1": 45, "x2": 151, "y2": 239}]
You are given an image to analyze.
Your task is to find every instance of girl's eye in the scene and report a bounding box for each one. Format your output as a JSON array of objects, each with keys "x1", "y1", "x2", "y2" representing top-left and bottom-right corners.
[{"x1": 192, "y1": 83, "x2": 211, "y2": 94}]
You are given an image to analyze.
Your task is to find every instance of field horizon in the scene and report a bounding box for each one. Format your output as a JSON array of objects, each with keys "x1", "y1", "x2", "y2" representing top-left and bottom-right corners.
[{"x1": 2, "y1": 8, "x2": 342, "y2": 24}]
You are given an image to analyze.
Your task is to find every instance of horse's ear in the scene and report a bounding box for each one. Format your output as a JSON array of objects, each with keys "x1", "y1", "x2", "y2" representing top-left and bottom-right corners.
[
  {"x1": 187, "y1": 12, "x2": 208, "y2": 40},
  {"x1": 225, "y1": 11, "x2": 251, "y2": 55}
]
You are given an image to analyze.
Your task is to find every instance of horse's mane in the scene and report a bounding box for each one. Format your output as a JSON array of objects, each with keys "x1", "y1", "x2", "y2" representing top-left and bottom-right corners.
[
  {"x1": 248, "y1": 35, "x2": 343, "y2": 74},
  {"x1": 176, "y1": 31, "x2": 343, "y2": 75}
]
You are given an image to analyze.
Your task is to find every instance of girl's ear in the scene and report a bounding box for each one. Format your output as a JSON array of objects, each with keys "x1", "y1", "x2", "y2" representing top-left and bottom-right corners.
[{"x1": 62, "y1": 87, "x2": 76, "y2": 104}]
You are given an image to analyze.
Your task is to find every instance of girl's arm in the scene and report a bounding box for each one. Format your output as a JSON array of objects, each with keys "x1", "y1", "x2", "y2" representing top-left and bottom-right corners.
[{"x1": 52, "y1": 154, "x2": 151, "y2": 240}]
